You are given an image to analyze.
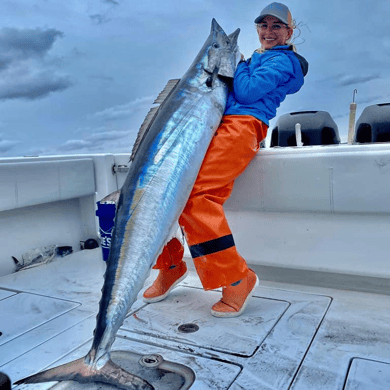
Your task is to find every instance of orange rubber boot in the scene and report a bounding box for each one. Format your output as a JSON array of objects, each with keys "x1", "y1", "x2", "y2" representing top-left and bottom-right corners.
[
  {"x1": 211, "y1": 269, "x2": 259, "y2": 318},
  {"x1": 143, "y1": 261, "x2": 188, "y2": 303}
]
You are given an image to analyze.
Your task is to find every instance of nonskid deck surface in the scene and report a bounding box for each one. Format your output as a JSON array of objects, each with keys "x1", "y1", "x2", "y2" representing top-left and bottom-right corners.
[{"x1": 1, "y1": 249, "x2": 390, "y2": 389}]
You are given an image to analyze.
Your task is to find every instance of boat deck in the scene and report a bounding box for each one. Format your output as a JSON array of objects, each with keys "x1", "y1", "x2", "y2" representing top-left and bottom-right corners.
[{"x1": 1, "y1": 249, "x2": 390, "y2": 389}]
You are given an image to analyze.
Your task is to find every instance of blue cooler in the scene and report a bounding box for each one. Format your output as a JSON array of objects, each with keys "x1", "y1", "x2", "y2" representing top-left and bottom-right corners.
[{"x1": 96, "y1": 201, "x2": 116, "y2": 261}]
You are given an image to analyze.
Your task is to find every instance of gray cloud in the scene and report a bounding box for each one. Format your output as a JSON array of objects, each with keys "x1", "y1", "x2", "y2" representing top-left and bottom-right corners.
[
  {"x1": 90, "y1": 130, "x2": 129, "y2": 143},
  {"x1": 59, "y1": 139, "x2": 90, "y2": 151},
  {"x1": 0, "y1": 27, "x2": 72, "y2": 101},
  {"x1": 56, "y1": 97, "x2": 155, "y2": 155},
  {"x1": 89, "y1": 74, "x2": 115, "y2": 82},
  {"x1": 315, "y1": 72, "x2": 383, "y2": 89},
  {"x1": 0, "y1": 27, "x2": 63, "y2": 71},
  {"x1": 336, "y1": 73, "x2": 382, "y2": 87},
  {"x1": 91, "y1": 96, "x2": 154, "y2": 121},
  {"x1": 0, "y1": 134, "x2": 20, "y2": 153},
  {"x1": 58, "y1": 130, "x2": 131, "y2": 153},
  {"x1": 332, "y1": 113, "x2": 348, "y2": 120},
  {"x1": 355, "y1": 95, "x2": 390, "y2": 105},
  {"x1": 90, "y1": 0, "x2": 122, "y2": 25},
  {"x1": 0, "y1": 71, "x2": 72, "y2": 100},
  {"x1": 90, "y1": 14, "x2": 111, "y2": 25}
]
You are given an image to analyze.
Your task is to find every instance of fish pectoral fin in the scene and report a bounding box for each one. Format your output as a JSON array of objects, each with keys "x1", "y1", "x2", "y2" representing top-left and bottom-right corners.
[{"x1": 14, "y1": 356, "x2": 154, "y2": 390}]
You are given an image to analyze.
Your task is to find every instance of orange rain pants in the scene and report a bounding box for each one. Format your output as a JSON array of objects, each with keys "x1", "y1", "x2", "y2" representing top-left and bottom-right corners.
[{"x1": 153, "y1": 115, "x2": 268, "y2": 290}]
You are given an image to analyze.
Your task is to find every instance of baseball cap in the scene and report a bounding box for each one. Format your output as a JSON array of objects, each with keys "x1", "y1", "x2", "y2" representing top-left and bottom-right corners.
[{"x1": 254, "y1": 2, "x2": 293, "y2": 28}]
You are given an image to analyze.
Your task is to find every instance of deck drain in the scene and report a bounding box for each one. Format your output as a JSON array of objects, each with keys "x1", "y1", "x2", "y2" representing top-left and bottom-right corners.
[
  {"x1": 139, "y1": 354, "x2": 164, "y2": 368},
  {"x1": 178, "y1": 323, "x2": 199, "y2": 333}
]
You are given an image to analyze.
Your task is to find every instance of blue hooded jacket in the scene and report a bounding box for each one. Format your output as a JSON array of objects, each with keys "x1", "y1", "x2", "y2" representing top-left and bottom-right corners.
[{"x1": 224, "y1": 45, "x2": 308, "y2": 126}]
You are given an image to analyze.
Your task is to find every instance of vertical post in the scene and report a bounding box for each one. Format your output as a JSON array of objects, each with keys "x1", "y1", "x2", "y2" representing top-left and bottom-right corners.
[
  {"x1": 295, "y1": 123, "x2": 303, "y2": 147},
  {"x1": 348, "y1": 89, "x2": 358, "y2": 144}
]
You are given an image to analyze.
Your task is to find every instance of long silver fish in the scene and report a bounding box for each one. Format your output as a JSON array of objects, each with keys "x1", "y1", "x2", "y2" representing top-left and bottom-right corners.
[{"x1": 15, "y1": 19, "x2": 240, "y2": 390}]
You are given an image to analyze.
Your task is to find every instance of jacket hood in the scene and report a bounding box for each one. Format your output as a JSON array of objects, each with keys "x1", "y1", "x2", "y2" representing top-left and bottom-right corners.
[{"x1": 267, "y1": 45, "x2": 308, "y2": 94}]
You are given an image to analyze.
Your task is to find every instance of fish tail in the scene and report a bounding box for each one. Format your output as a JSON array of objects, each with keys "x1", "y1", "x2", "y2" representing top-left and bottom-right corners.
[{"x1": 14, "y1": 356, "x2": 154, "y2": 390}]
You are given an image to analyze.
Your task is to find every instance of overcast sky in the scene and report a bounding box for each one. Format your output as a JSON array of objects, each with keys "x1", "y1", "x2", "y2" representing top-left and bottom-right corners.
[{"x1": 1, "y1": 0, "x2": 389, "y2": 157}]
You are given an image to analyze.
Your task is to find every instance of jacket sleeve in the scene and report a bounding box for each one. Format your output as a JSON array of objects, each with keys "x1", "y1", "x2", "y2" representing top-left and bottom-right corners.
[{"x1": 233, "y1": 54, "x2": 294, "y2": 104}]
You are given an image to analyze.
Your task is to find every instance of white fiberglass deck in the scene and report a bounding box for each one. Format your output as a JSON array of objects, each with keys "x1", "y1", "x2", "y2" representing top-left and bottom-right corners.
[{"x1": 1, "y1": 249, "x2": 390, "y2": 389}]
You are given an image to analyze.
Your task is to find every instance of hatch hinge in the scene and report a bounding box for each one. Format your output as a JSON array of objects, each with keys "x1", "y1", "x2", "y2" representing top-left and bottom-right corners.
[{"x1": 112, "y1": 164, "x2": 129, "y2": 174}]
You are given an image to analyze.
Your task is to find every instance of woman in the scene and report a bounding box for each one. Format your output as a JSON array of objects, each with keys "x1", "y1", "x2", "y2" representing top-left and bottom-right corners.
[{"x1": 143, "y1": 2, "x2": 308, "y2": 317}]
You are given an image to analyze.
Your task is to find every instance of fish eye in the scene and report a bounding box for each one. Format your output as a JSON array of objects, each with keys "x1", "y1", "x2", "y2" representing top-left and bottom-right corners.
[{"x1": 213, "y1": 43, "x2": 220, "y2": 48}]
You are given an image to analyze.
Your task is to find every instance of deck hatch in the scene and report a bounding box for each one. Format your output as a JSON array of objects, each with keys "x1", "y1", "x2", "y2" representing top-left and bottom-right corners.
[
  {"x1": 0, "y1": 292, "x2": 79, "y2": 346},
  {"x1": 0, "y1": 289, "x2": 15, "y2": 301},
  {"x1": 120, "y1": 286, "x2": 289, "y2": 357},
  {"x1": 344, "y1": 358, "x2": 390, "y2": 390}
]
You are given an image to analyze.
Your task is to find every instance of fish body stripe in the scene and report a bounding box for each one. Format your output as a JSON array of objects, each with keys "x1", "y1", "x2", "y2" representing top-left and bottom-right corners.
[{"x1": 189, "y1": 234, "x2": 235, "y2": 258}]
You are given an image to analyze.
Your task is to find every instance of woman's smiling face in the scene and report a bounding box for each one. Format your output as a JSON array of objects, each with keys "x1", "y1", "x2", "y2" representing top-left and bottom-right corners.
[{"x1": 257, "y1": 15, "x2": 292, "y2": 50}]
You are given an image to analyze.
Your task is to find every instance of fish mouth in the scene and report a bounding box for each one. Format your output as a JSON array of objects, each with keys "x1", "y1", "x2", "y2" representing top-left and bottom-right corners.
[{"x1": 205, "y1": 65, "x2": 219, "y2": 88}]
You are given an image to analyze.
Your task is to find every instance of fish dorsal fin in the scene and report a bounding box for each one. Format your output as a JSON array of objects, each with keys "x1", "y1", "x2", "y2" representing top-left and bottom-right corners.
[
  {"x1": 153, "y1": 79, "x2": 180, "y2": 104},
  {"x1": 130, "y1": 106, "x2": 159, "y2": 161},
  {"x1": 130, "y1": 79, "x2": 180, "y2": 161}
]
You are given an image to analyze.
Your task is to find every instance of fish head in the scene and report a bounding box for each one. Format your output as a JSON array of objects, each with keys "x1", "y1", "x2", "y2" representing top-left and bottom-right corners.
[{"x1": 204, "y1": 19, "x2": 240, "y2": 79}]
